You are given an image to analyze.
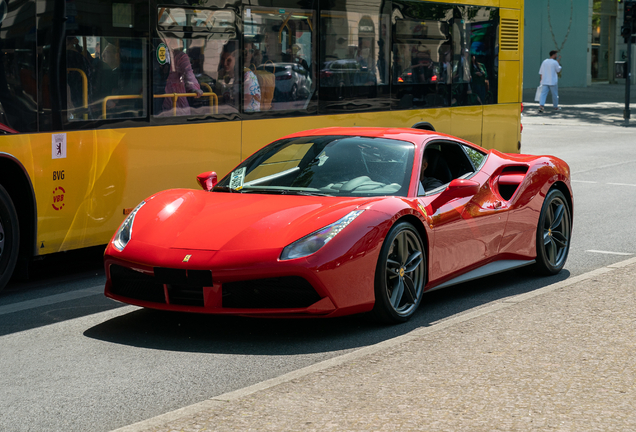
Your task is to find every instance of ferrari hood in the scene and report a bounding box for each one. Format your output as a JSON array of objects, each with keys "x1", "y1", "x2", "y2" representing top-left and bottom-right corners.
[{"x1": 130, "y1": 189, "x2": 375, "y2": 252}]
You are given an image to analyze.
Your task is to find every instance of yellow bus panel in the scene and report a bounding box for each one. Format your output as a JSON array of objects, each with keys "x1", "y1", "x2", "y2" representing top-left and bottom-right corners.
[{"x1": 482, "y1": 104, "x2": 521, "y2": 153}]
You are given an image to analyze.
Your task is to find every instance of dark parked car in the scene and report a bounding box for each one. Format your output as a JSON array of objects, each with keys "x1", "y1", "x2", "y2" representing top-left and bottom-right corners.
[{"x1": 319, "y1": 59, "x2": 377, "y2": 100}]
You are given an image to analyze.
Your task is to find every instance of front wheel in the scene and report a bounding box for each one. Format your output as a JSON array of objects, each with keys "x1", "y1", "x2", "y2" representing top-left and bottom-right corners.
[
  {"x1": 372, "y1": 221, "x2": 426, "y2": 323},
  {"x1": 534, "y1": 188, "x2": 571, "y2": 275},
  {"x1": 0, "y1": 185, "x2": 19, "y2": 292}
]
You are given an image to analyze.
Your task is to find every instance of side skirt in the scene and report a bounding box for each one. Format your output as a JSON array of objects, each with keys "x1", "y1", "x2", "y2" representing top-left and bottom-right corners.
[{"x1": 426, "y1": 259, "x2": 535, "y2": 293}]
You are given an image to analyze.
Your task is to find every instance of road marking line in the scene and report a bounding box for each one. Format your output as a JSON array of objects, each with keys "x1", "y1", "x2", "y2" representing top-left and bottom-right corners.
[
  {"x1": 0, "y1": 286, "x2": 104, "y2": 316},
  {"x1": 571, "y1": 180, "x2": 597, "y2": 184},
  {"x1": 571, "y1": 159, "x2": 636, "y2": 176},
  {"x1": 607, "y1": 182, "x2": 636, "y2": 187},
  {"x1": 586, "y1": 250, "x2": 634, "y2": 256},
  {"x1": 110, "y1": 255, "x2": 636, "y2": 432}
]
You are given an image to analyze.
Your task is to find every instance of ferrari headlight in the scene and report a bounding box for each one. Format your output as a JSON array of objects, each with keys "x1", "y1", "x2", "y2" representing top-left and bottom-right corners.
[
  {"x1": 112, "y1": 201, "x2": 146, "y2": 251},
  {"x1": 280, "y1": 210, "x2": 364, "y2": 260}
]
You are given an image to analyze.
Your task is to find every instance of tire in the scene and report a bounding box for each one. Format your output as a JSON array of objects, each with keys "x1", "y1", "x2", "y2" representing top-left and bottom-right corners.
[
  {"x1": 372, "y1": 221, "x2": 426, "y2": 323},
  {"x1": 534, "y1": 188, "x2": 571, "y2": 275},
  {"x1": 0, "y1": 185, "x2": 19, "y2": 292}
]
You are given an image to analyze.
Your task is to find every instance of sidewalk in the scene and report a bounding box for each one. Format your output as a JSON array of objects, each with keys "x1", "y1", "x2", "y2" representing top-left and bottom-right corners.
[
  {"x1": 523, "y1": 82, "x2": 636, "y2": 127},
  {"x1": 114, "y1": 257, "x2": 636, "y2": 432}
]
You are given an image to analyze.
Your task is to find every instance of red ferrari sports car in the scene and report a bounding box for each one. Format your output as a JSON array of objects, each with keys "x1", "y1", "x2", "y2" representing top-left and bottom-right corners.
[{"x1": 104, "y1": 127, "x2": 572, "y2": 323}]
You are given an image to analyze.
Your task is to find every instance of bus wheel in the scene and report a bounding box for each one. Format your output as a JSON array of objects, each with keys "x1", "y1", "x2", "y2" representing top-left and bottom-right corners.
[{"x1": 0, "y1": 185, "x2": 19, "y2": 292}]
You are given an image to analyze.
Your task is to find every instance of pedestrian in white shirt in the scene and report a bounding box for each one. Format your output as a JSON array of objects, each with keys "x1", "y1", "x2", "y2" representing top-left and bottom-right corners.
[{"x1": 538, "y1": 50, "x2": 562, "y2": 112}]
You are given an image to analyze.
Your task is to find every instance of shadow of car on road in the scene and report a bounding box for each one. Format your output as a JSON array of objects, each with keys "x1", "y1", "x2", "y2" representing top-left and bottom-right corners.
[{"x1": 83, "y1": 268, "x2": 571, "y2": 356}]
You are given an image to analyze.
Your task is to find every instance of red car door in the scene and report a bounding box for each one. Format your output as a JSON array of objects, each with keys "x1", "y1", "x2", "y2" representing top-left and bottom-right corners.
[{"x1": 417, "y1": 141, "x2": 508, "y2": 287}]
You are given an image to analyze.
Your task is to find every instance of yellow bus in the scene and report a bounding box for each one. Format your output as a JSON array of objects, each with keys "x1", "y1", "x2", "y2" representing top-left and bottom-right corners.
[{"x1": 0, "y1": 0, "x2": 523, "y2": 291}]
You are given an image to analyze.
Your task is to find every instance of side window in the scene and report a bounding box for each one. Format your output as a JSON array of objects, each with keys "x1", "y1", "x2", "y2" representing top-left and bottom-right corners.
[
  {"x1": 0, "y1": 0, "x2": 37, "y2": 133},
  {"x1": 62, "y1": 1, "x2": 149, "y2": 123},
  {"x1": 319, "y1": 1, "x2": 390, "y2": 113},
  {"x1": 243, "y1": 7, "x2": 316, "y2": 113},
  {"x1": 419, "y1": 144, "x2": 450, "y2": 195},
  {"x1": 155, "y1": 8, "x2": 238, "y2": 117},
  {"x1": 462, "y1": 144, "x2": 487, "y2": 171},
  {"x1": 69, "y1": 36, "x2": 147, "y2": 121},
  {"x1": 420, "y1": 141, "x2": 479, "y2": 195},
  {"x1": 391, "y1": 1, "x2": 453, "y2": 110},
  {"x1": 451, "y1": 6, "x2": 499, "y2": 106}
]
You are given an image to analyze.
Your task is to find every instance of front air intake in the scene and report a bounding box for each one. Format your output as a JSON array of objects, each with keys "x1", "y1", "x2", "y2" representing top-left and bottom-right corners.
[
  {"x1": 110, "y1": 265, "x2": 166, "y2": 303},
  {"x1": 222, "y1": 276, "x2": 321, "y2": 309}
]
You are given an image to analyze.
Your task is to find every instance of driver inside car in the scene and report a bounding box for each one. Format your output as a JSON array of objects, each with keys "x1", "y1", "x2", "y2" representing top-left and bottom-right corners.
[{"x1": 419, "y1": 149, "x2": 444, "y2": 193}]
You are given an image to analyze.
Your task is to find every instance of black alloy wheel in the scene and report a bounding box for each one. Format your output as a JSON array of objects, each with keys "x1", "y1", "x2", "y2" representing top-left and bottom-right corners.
[
  {"x1": 373, "y1": 221, "x2": 426, "y2": 323},
  {"x1": 0, "y1": 185, "x2": 19, "y2": 292},
  {"x1": 534, "y1": 188, "x2": 571, "y2": 275}
]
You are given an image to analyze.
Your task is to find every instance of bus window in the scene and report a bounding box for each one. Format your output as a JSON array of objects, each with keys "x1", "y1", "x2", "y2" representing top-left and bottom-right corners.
[
  {"x1": 155, "y1": 8, "x2": 239, "y2": 117},
  {"x1": 391, "y1": 1, "x2": 453, "y2": 110},
  {"x1": 319, "y1": 3, "x2": 390, "y2": 113},
  {"x1": 0, "y1": 0, "x2": 37, "y2": 133},
  {"x1": 66, "y1": 36, "x2": 147, "y2": 121},
  {"x1": 243, "y1": 7, "x2": 316, "y2": 113},
  {"x1": 451, "y1": 6, "x2": 499, "y2": 106}
]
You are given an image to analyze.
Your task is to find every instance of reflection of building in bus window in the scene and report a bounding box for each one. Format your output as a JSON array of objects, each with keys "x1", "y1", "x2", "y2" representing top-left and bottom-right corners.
[{"x1": 161, "y1": 47, "x2": 203, "y2": 116}]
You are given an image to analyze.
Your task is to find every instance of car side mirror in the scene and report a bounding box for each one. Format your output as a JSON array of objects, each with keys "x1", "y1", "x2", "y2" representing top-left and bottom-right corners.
[
  {"x1": 197, "y1": 171, "x2": 217, "y2": 191},
  {"x1": 428, "y1": 179, "x2": 480, "y2": 213}
]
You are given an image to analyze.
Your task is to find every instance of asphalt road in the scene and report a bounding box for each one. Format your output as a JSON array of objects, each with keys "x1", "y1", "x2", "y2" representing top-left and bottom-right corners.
[{"x1": 0, "y1": 117, "x2": 634, "y2": 432}]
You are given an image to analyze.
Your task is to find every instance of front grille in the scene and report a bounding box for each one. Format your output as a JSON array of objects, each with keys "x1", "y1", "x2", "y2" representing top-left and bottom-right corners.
[
  {"x1": 153, "y1": 267, "x2": 213, "y2": 287},
  {"x1": 109, "y1": 265, "x2": 212, "y2": 307},
  {"x1": 222, "y1": 276, "x2": 321, "y2": 309},
  {"x1": 153, "y1": 267, "x2": 210, "y2": 307},
  {"x1": 110, "y1": 265, "x2": 166, "y2": 303}
]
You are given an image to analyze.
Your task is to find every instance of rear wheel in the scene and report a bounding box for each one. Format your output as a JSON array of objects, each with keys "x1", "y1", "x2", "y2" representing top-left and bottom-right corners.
[
  {"x1": 372, "y1": 221, "x2": 426, "y2": 323},
  {"x1": 534, "y1": 188, "x2": 571, "y2": 275},
  {"x1": 0, "y1": 185, "x2": 19, "y2": 292}
]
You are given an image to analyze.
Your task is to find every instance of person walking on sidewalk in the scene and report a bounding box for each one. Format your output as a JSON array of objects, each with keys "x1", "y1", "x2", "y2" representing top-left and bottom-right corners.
[{"x1": 538, "y1": 50, "x2": 562, "y2": 113}]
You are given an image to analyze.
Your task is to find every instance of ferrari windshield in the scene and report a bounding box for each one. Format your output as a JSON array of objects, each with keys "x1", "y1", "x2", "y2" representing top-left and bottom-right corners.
[{"x1": 216, "y1": 136, "x2": 415, "y2": 196}]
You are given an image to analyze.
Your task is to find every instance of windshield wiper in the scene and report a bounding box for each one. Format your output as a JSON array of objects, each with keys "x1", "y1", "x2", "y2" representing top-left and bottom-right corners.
[
  {"x1": 239, "y1": 188, "x2": 332, "y2": 197},
  {"x1": 290, "y1": 191, "x2": 333, "y2": 197},
  {"x1": 212, "y1": 186, "x2": 244, "y2": 193}
]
